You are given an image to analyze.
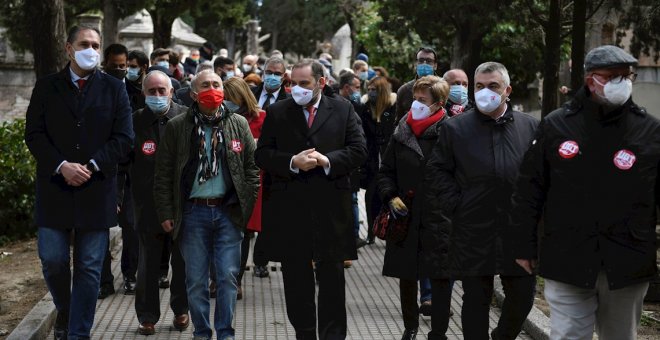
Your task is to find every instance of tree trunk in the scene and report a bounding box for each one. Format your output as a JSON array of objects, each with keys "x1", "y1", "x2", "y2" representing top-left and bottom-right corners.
[
  {"x1": 226, "y1": 28, "x2": 236, "y2": 58},
  {"x1": 271, "y1": 29, "x2": 278, "y2": 51},
  {"x1": 149, "y1": 10, "x2": 173, "y2": 48},
  {"x1": 451, "y1": 19, "x2": 485, "y2": 97},
  {"x1": 27, "y1": 0, "x2": 67, "y2": 79},
  {"x1": 542, "y1": 0, "x2": 562, "y2": 117},
  {"x1": 570, "y1": 0, "x2": 587, "y2": 92},
  {"x1": 102, "y1": 0, "x2": 118, "y2": 47}
]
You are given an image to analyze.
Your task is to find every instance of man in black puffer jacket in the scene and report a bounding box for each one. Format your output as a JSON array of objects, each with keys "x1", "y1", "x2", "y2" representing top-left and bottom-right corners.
[
  {"x1": 424, "y1": 62, "x2": 538, "y2": 340},
  {"x1": 512, "y1": 45, "x2": 659, "y2": 340}
]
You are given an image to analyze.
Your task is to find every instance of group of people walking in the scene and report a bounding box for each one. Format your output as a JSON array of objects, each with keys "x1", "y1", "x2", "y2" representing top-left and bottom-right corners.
[{"x1": 23, "y1": 22, "x2": 659, "y2": 340}]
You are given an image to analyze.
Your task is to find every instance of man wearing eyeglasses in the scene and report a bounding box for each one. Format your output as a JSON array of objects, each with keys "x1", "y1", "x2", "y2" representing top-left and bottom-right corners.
[
  {"x1": 395, "y1": 47, "x2": 439, "y2": 122},
  {"x1": 511, "y1": 45, "x2": 659, "y2": 340},
  {"x1": 252, "y1": 57, "x2": 291, "y2": 111}
]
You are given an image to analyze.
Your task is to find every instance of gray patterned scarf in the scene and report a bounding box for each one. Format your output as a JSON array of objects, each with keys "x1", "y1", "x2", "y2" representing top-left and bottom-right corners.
[{"x1": 192, "y1": 104, "x2": 224, "y2": 184}]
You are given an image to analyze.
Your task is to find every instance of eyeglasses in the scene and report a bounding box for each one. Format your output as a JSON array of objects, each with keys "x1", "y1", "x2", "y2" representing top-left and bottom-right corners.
[
  {"x1": 592, "y1": 72, "x2": 637, "y2": 84},
  {"x1": 265, "y1": 71, "x2": 284, "y2": 76},
  {"x1": 416, "y1": 58, "x2": 436, "y2": 65}
]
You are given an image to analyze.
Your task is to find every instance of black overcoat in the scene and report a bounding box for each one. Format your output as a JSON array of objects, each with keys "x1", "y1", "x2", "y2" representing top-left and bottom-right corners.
[
  {"x1": 424, "y1": 106, "x2": 538, "y2": 277},
  {"x1": 25, "y1": 65, "x2": 134, "y2": 229},
  {"x1": 255, "y1": 95, "x2": 367, "y2": 262}
]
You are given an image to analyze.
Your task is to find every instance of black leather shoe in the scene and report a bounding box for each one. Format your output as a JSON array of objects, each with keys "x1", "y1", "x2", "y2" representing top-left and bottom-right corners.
[
  {"x1": 253, "y1": 265, "x2": 269, "y2": 278},
  {"x1": 401, "y1": 328, "x2": 417, "y2": 340},
  {"x1": 419, "y1": 300, "x2": 432, "y2": 316},
  {"x1": 366, "y1": 236, "x2": 375, "y2": 244},
  {"x1": 53, "y1": 310, "x2": 68, "y2": 340},
  {"x1": 53, "y1": 328, "x2": 67, "y2": 340},
  {"x1": 98, "y1": 283, "x2": 115, "y2": 299},
  {"x1": 159, "y1": 275, "x2": 170, "y2": 288},
  {"x1": 123, "y1": 277, "x2": 136, "y2": 295},
  {"x1": 356, "y1": 237, "x2": 368, "y2": 249}
]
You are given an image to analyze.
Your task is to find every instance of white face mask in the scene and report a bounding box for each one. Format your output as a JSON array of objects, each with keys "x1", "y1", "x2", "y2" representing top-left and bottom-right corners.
[
  {"x1": 592, "y1": 77, "x2": 632, "y2": 106},
  {"x1": 410, "y1": 100, "x2": 432, "y2": 120},
  {"x1": 291, "y1": 85, "x2": 315, "y2": 106},
  {"x1": 475, "y1": 88, "x2": 503, "y2": 113},
  {"x1": 74, "y1": 47, "x2": 100, "y2": 71},
  {"x1": 243, "y1": 64, "x2": 253, "y2": 72}
]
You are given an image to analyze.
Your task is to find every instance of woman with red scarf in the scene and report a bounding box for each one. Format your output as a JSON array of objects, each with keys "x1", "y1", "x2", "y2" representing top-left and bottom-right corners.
[
  {"x1": 223, "y1": 77, "x2": 266, "y2": 301},
  {"x1": 377, "y1": 76, "x2": 453, "y2": 340}
]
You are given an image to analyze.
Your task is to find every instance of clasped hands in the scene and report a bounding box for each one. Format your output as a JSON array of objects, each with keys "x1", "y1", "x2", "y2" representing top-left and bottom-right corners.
[
  {"x1": 292, "y1": 148, "x2": 329, "y2": 172},
  {"x1": 60, "y1": 161, "x2": 91, "y2": 187}
]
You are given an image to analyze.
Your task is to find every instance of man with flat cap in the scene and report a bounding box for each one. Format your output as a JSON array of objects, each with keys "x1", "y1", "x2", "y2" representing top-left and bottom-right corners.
[{"x1": 511, "y1": 45, "x2": 660, "y2": 340}]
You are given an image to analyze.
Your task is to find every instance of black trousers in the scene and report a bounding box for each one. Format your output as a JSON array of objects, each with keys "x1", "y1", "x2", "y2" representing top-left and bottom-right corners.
[
  {"x1": 364, "y1": 179, "x2": 382, "y2": 240},
  {"x1": 134, "y1": 231, "x2": 188, "y2": 324},
  {"x1": 100, "y1": 192, "x2": 139, "y2": 285},
  {"x1": 428, "y1": 279, "x2": 453, "y2": 340},
  {"x1": 400, "y1": 279, "x2": 453, "y2": 338},
  {"x1": 461, "y1": 275, "x2": 536, "y2": 340},
  {"x1": 282, "y1": 259, "x2": 346, "y2": 340}
]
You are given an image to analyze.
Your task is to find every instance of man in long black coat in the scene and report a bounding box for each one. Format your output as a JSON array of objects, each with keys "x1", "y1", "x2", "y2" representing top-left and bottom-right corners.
[
  {"x1": 255, "y1": 60, "x2": 366, "y2": 340},
  {"x1": 424, "y1": 62, "x2": 538, "y2": 340},
  {"x1": 24, "y1": 25, "x2": 133, "y2": 340}
]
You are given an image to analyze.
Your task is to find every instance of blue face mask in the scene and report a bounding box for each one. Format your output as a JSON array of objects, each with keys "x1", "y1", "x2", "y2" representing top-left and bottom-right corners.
[
  {"x1": 224, "y1": 71, "x2": 235, "y2": 80},
  {"x1": 448, "y1": 85, "x2": 468, "y2": 105},
  {"x1": 359, "y1": 71, "x2": 369, "y2": 81},
  {"x1": 224, "y1": 100, "x2": 240, "y2": 112},
  {"x1": 126, "y1": 67, "x2": 140, "y2": 81},
  {"x1": 349, "y1": 91, "x2": 361, "y2": 103},
  {"x1": 416, "y1": 64, "x2": 434, "y2": 77},
  {"x1": 157, "y1": 61, "x2": 170, "y2": 69},
  {"x1": 264, "y1": 74, "x2": 282, "y2": 90},
  {"x1": 145, "y1": 95, "x2": 170, "y2": 113}
]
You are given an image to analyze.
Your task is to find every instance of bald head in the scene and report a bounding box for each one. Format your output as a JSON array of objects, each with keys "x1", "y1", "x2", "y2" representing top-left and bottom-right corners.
[
  {"x1": 142, "y1": 70, "x2": 172, "y2": 94},
  {"x1": 191, "y1": 69, "x2": 223, "y2": 93},
  {"x1": 443, "y1": 69, "x2": 469, "y2": 88}
]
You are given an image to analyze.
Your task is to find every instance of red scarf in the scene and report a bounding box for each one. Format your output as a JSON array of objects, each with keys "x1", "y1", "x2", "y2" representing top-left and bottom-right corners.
[{"x1": 406, "y1": 108, "x2": 446, "y2": 137}]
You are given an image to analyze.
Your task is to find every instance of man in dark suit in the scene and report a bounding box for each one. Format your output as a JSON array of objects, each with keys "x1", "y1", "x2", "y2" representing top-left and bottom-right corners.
[
  {"x1": 252, "y1": 56, "x2": 290, "y2": 110},
  {"x1": 24, "y1": 25, "x2": 133, "y2": 340},
  {"x1": 255, "y1": 59, "x2": 367, "y2": 340}
]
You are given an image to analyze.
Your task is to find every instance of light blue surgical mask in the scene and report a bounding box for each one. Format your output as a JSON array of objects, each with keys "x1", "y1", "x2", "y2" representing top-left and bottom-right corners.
[
  {"x1": 349, "y1": 91, "x2": 361, "y2": 103},
  {"x1": 416, "y1": 64, "x2": 434, "y2": 77},
  {"x1": 157, "y1": 61, "x2": 170, "y2": 69},
  {"x1": 224, "y1": 100, "x2": 240, "y2": 112},
  {"x1": 359, "y1": 71, "x2": 369, "y2": 81},
  {"x1": 448, "y1": 85, "x2": 468, "y2": 105},
  {"x1": 126, "y1": 67, "x2": 140, "y2": 81},
  {"x1": 224, "y1": 71, "x2": 235, "y2": 80},
  {"x1": 145, "y1": 95, "x2": 170, "y2": 113},
  {"x1": 264, "y1": 74, "x2": 282, "y2": 90}
]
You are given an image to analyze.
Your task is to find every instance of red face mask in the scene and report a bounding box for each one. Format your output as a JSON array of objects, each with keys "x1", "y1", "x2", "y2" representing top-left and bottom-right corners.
[{"x1": 196, "y1": 88, "x2": 224, "y2": 109}]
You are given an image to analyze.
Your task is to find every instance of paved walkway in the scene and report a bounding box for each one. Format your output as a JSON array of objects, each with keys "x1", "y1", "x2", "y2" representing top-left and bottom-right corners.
[{"x1": 85, "y1": 193, "x2": 535, "y2": 340}]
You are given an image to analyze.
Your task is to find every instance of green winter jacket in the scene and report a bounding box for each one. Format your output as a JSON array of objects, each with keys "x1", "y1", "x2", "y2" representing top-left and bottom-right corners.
[{"x1": 153, "y1": 105, "x2": 259, "y2": 239}]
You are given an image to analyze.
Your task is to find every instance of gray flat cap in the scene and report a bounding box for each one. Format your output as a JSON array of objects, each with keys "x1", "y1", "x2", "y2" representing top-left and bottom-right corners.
[{"x1": 584, "y1": 45, "x2": 638, "y2": 71}]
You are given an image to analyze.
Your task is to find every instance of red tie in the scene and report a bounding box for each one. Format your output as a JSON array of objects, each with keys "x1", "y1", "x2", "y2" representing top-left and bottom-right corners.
[
  {"x1": 76, "y1": 79, "x2": 86, "y2": 91},
  {"x1": 307, "y1": 106, "x2": 316, "y2": 128}
]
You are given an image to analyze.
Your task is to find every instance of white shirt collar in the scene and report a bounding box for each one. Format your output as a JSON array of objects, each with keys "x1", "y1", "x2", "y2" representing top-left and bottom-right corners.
[{"x1": 69, "y1": 67, "x2": 91, "y2": 82}]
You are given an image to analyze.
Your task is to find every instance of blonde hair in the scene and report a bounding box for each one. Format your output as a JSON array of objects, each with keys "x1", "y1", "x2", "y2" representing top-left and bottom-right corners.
[
  {"x1": 413, "y1": 75, "x2": 449, "y2": 104},
  {"x1": 367, "y1": 76, "x2": 392, "y2": 121},
  {"x1": 223, "y1": 77, "x2": 261, "y2": 119}
]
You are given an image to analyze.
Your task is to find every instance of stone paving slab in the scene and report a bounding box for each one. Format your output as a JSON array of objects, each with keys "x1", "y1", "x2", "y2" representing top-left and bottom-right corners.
[{"x1": 88, "y1": 191, "x2": 534, "y2": 339}]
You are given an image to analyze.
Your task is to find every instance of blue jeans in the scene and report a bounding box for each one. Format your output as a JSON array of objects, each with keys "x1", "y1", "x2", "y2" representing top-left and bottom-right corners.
[
  {"x1": 38, "y1": 227, "x2": 108, "y2": 339},
  {"x1": 180, "y1": 202, "x2": 243, "y2": 339},
  {"x1": 420, "y1": 278, "x2": 432, "y2": 303},
  {"x1": 352, "y1": 192, "x2": 360, "y2": 237}
]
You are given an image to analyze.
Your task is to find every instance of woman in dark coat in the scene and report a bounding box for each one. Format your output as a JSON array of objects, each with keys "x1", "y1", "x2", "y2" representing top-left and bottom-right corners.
[
  {"x1": 361, "y1": 76, "x2": 397, "y2": 243},
  {"x1": 377, "y1": 76, "x2": 453, "y2": 340}
]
